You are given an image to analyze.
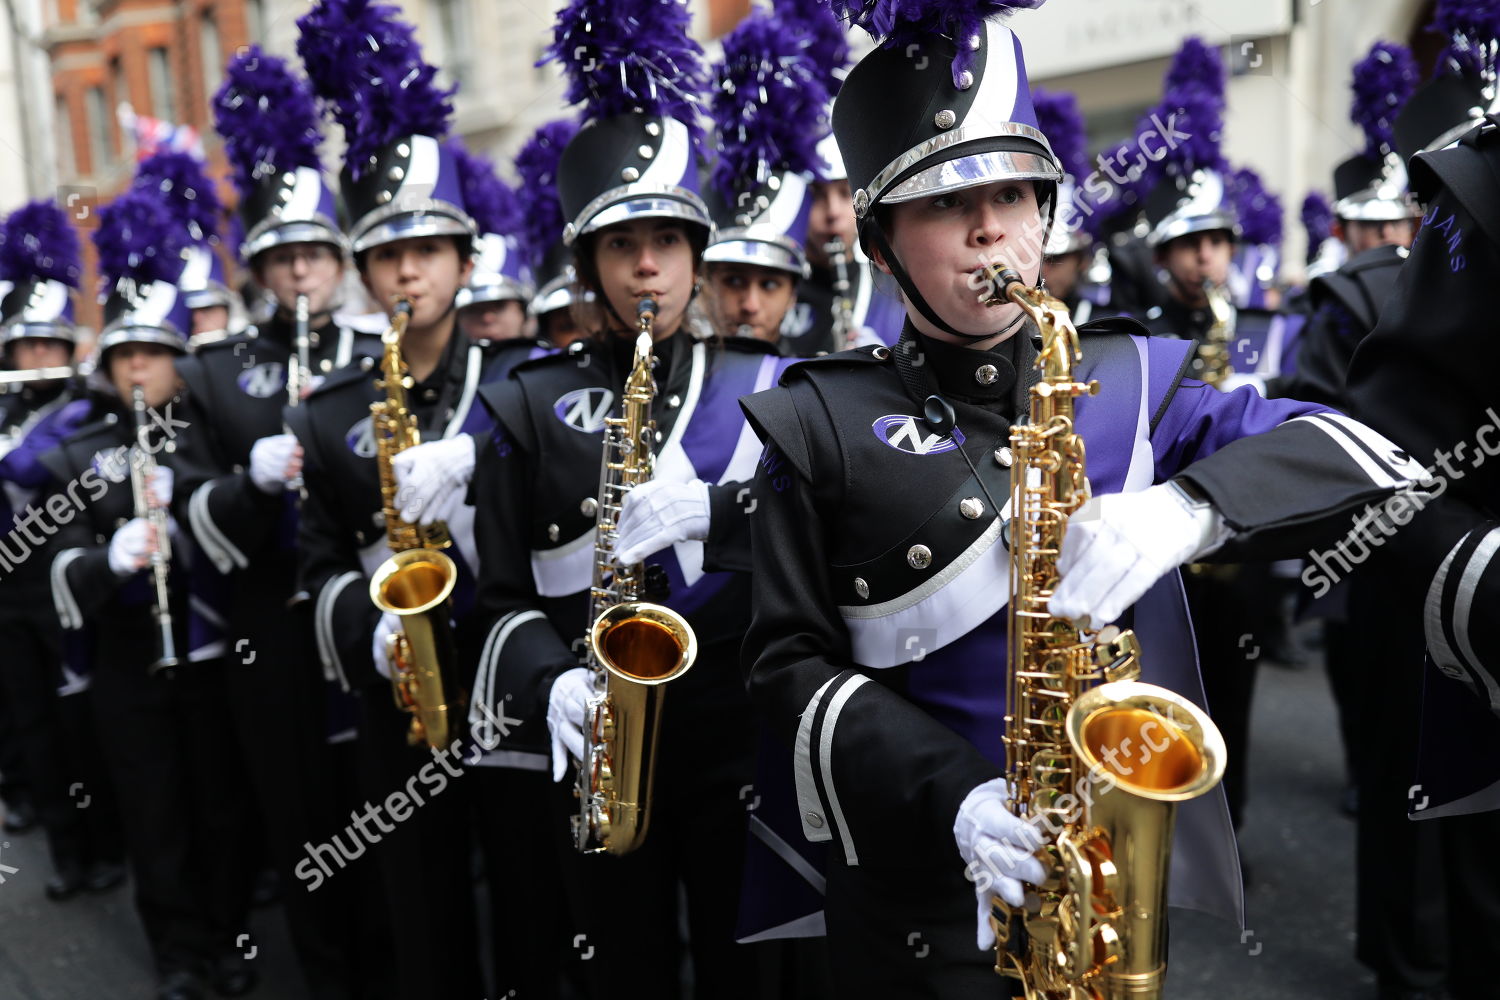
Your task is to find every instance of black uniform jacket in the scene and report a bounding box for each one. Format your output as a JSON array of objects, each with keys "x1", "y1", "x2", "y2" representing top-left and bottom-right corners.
[
  {"x1": 287, "y1": 328, "x2": 540, "y2": 696},
  {"x1": 469, "y1": 332, "x2": 782, "y2": 767},
  {"x1": 1348, "y1": 118, "x2": 1500, "y2": 743}
]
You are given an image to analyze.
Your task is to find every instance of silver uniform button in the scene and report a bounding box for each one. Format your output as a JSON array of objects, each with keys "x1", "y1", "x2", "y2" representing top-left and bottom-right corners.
[
  {"x1": 994, "y1": 446, "x2": 1013, "y2": 467},
  {"x1": 580, "y1": 498, "x2": 598, "y2": 517},
  {"x1": 805, "y1": 812, "x2": 825, "y2": 829},
  {"x1": 907, "y1": 544, "x2": 933, "y2": 570},
  {"x1": 959, "y1": 497, "x2": 984, "y2": 520},
  {"x1": 975, "y1": 364, "x2": 999, "y2": 385},
  {"x1": 668, "y1": 394, "x2": 681, "y2": 408},
  {"x1": 853, "y1": 577, "x2": 869, "y2": 599},
  {"x1": 547, "y1": 523, "x2": 560, "y2": 542}
]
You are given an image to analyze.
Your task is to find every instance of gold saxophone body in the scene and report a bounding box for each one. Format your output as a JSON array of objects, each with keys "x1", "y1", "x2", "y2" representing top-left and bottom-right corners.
[
  {"x1": 367, "y1": 298, "x2": 460, "y2": 749},
  {"x1": 573, "y1": 297, "x2": 698, "y2": 856},
  {"x1": 984, "y1": 263, "x2": 1226, "y2": 1000},
  {"x1": 1194, "y1": 280, "x2": 1235, "y2": 389}
]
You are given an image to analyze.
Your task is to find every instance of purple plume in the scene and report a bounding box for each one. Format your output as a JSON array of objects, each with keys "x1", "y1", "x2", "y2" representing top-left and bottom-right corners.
[
  {"x1": 1434, "y1": 0, "x2": 1500, "y2": 79},
  {"x1": 515, "y1": 118, "x2": 580, "y2": 268},
  {"x1": 0, "y1": 200, "x2": 82, "y2": 287},
  {"x1": 1032, "y1": 87, "x2": 1088, "y2": 181},
  {"x1": 1164, "y1": 37, "x2": 1225, "y2": 109},
  {"x1": 1301, "y1": 191, "x2": 1334, "y2": 257},
  {"x1": 448, "y1": 141, "x2": 520, "y2": 239},
  {"x1": 134, "y1": 151, "x2": 222, "y2": 244},
  {"x1": 1228, "y1": 167, "x2": 1282, "y2": 247},
  {"x1": 542, "y1": 0, "x2": 707, "y2": 145},
  {"x1": 93, "y1": 190, "x2": 188, "y2": 289},
  {"x1": 297, "y1": 0, "x2": 454, "y2": 180},
  {"x1": 827, "y1": 0, "x2": 1046, "y2": 88},
  {"x1": 1351, "y1": 42, "x2": 1419, "y2": 159},
  {"x1": 213, "y1": 45, "x2": 324, "y2": 198},
  {"x1": 1148, "y1": 84, "x2": 1227, "y2": 180},
  {"x1": 710, "y1": 8, "x2": 832, "y2": 204},
  {"x1": 773, "y1": 0, "x2": 851, "y2": 93},
  {"x1": 1075, "y1": 135, "x2": 1152, "y2": 235}
]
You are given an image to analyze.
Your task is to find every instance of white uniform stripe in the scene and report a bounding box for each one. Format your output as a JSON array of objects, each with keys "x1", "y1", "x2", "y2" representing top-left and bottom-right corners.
[
  {"x1": 818, "y1": 674, "x2": 872, "y2": 866},
  {"x1": 50, "y1": 548, "x2": 86, "y2": 630},
  {"x1": 794, "y1": 677, "x2": 838, "y2": 844},
  {"x1": 316, "y1": 570, "x2": 363, "y2": 691},
  {"x1": 1287, "y1": 414, "x2": 1399, "y2": 490},
  {"x1": 1454, "y1": 527, "x2": 1500, "y2": 714},
  {"x1": 189, "y1": 481, "x2": 248, "y2": 573}
]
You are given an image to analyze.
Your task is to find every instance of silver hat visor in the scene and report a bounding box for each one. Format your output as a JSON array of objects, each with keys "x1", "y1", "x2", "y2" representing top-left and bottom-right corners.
[
  {"x1": 97, "y1": 324, "x2": 187, "y2": 355},
  {"x1": 703, "y1": 230, "x2": 809, "y2": 278},
  {"x1": 529, "y1": 271, "x2": 592, "y2": 317},
  {"x1": 564, "y1": 187, "x2": 713, "y2": 246},
  {"x1": 1147, "y1": 208, "x2": 1241, "y2": 249},
  {"x1": 456, "y1": 275, "x2": 534, "y2": 310},
  {"x1": 243, "y1": 218, "x2": 349, "y2": 261},
  {"x1": 3, "y1": 320, "x2": 77, "y2": 345},
  {"x1": 349, "y1": 199, "x2": 477, "y2": 255},
  {"x1": 872, "y1": 126, "x2": 1062, "y2": 211}
]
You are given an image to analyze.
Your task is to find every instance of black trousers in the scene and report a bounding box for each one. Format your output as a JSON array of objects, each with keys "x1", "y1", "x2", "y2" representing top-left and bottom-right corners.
[
  {"x1": 90, "y1": 652, "x2": 258, "y2": 977},
  {"x1": 551, "y1": 675, "x2": 762, "y2": 999},
  {"x1": 0, "y1": 610, "x2": 123, "y2": 873},
  {"x1": 1183, "y1": 567, "x2": 1260, "y2": 830},
  {"x1": 471, "y1": 765, "x2": 571, "y2": 999},
  {"x1": 1349, "y1": 564, "x2": 1500, "y2": 999},
  {"x1": 823, "y1": 860, "x2": 1018, "y2": 999},
  {"x1": 352, "y1": 683, "x2": 482, "y2": 998},
  {"x1": 223, "y1": 603, "x2": 392, "y2": 999}
]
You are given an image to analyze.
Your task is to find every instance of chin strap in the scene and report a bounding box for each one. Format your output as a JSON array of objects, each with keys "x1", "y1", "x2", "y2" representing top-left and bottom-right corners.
[{"x1": 867, "y1": 222, "x2": 982, "y2": 340}]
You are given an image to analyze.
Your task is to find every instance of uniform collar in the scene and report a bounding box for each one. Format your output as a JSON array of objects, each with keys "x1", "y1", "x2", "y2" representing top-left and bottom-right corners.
[{"x1": 902, "y1": 323, "x2": 1027, "y2": 411}]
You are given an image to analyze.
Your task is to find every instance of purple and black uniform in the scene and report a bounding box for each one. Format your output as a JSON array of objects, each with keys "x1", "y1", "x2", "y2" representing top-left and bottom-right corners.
[{"x1": 738, "y1": 318, "x2": 1426, "y2": 991}]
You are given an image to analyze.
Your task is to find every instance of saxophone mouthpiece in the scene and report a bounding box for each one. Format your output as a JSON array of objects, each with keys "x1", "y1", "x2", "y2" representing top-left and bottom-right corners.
[
  {"x1": 637, "y1": 297, "x2": 658, "y2": 323},
  {"x1": 394, "y1": 296, "x2": 414, "y2": 319}
]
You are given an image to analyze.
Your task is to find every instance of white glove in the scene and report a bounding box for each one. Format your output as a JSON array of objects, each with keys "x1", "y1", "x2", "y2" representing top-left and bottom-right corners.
[
  {"x1": 249, "y1": 433, "x2": 302, "y2": 494},
  {"x1": 108, "y1": 517, "x2": 154, "y2": 576},
  {"x1": 371, "y1": 611, "x2": 400, "y2": 681},
  {"x1": 392, "y1": 435, "x2": 477, "y2": 527},
  {"x1": 146, "y1": 465, "x2": 173, "y2": 507},
  {"x1": 954, "y1": 778, "x2": 1048, "y2": 950},
  {"x1": 1050, "y1": 482, "x2": 1230, "y2": 627},
  {"x1": 1219, "y1": 372, "x2": 1267, "y2": 397},
  {"x1": 614, "y1": 479, "x2": 711, "y2": 566},
  {"x1": 546, "y1": 667, "x2": 594, "y2": 782}
]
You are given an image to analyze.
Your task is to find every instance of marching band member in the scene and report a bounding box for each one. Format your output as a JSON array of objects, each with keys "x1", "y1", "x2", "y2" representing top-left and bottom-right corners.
[
  {"x1": 1342, "y1": 8, "x2": 1500, "y2": 997},
  {"x1": 0, "y1": 201, "x2": 125, "y2": 904},
  {"x1": 293, "y1": 1, "x2": 545, "y2": 993},
  {"x1": 172, "y1": 45, "x2": 388, "y2": 998},
  {"x1": 699, "y1": 8, "x2": 825, "y2": 351},
  {"x1": 452, "y1": 142, "x2": 535, "y2": 344},
  {"x1": 469, "y1": 0, "x2": 797, "y2": 992},
  {"x1": 44, "y1": 188, "x2": 255, "y2": 1000},
  {"x1": 737, "y1": 2, "x2": 1430, "y2": 993},
  {"x1": 516, "y1": 119, "x2": 592, "y2": 352}
]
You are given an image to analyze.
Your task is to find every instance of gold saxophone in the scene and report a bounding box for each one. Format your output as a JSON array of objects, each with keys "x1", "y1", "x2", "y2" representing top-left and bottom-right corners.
[
  {"x1": 367, "y1": 298, "x2": 460, "y2": 749},
  {"x1": 573, "y1": 297, "x2": 698, "y2": 856},
  {"x1": 1194, "y1": 280, "x2": 1235, "y2": 389},
  {"x1": 984, "y1": 263, "x2": 1226, "y2": 1000}
]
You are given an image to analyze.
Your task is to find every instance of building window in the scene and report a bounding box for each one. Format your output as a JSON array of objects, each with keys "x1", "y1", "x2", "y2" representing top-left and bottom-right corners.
[
  {"x1": 85, "y1": 86, "x2": 110, "y2": 173},
  {"x1": 432, "y1": 0, "x2": 471, "y2": 88},
  {"x1": 111, "y1": 57, "x2": 127, "y2": 112},
  {"x1": 55, "y1": 95, "x2": 74, "y2": 178},
  {"x1": 245, "y1": 0, "x2": 265, "y2": 43},
  {"x1": 201, "y1": 13, "x2": 221, "y2": 105},
  {"x1": 148, "y1": 47, "x2": 174, "y2": 121}
]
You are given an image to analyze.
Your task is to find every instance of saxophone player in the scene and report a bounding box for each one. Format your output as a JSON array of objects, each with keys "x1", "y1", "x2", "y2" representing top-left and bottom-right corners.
[
  {"x1": 737, "y1": 5, "x2": 1431, "y2": 994},
  {"x1": 288, "y1": 2, "x2": 547, "y2": 995},
  {"x1": 466, "y1": 3, "x2": 803, "y2": 993}
]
